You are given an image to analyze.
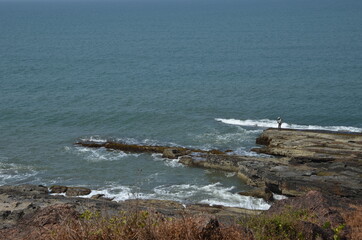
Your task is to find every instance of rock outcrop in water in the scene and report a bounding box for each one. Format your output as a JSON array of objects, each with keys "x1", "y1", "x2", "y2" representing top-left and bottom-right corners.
[
  {"x1": 181, "y1": 129, "x2": 362, "y2": 199},
  {"x1": 253, "y1": 128, "x2": 362, "y2": 198},
  {"x1": 254, "y1": 128, "x2": 362, "y2": 162},
  {"x1": 76, "y1": 128, "x2": 362, "y2": 199},
  {"x1": 76, "y1": 141, "x2": 224, "y2": 158}
]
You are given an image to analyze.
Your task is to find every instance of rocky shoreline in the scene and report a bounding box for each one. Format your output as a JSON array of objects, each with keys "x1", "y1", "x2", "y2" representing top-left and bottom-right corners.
[
  {"x1": 76, "y1": 128, "x2": 362, "y2": 199},
  {"x1": 1, "y1": 185, "x2": 360, "y2": 239},
  {"x1": 1, "y1": 128, "x2": 361, "y2": 239}
]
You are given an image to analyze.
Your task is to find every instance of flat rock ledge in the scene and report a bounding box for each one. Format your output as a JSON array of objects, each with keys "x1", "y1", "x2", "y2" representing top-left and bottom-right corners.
[
  {"x1": 254, "y1": 128, "x2": 362, "y2": 162},
  {"x1": 182, "y1": 129, "x2": 362, "y2": 199}
]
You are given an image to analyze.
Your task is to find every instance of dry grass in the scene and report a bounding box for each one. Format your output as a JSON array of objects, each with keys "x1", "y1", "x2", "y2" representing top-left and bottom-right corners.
[
  {"x1": 47, "y1": 210, "x2": 250, "y2": 240},
  {"x1": 40, "y1": 205, "x2": 361, "y2": 240},
  {"x1": 340, "y1": 204, "x2": 362, "y2": 240}
]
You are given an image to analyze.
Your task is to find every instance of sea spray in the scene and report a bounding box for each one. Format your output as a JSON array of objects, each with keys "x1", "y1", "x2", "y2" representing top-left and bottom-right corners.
[{"x1": 216, "y1": 118, "x2": 362, "y2": 133}]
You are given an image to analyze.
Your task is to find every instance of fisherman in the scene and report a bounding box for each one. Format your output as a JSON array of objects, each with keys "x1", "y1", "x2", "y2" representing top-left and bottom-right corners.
[{"x1": 277, "y1": 117, "x2": 282, "y2": 129}]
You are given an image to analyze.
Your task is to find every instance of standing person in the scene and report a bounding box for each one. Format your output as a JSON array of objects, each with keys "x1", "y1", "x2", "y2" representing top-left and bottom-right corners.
[{"x1": 277, "y1": 117, "x2": 282, "y2": 129}]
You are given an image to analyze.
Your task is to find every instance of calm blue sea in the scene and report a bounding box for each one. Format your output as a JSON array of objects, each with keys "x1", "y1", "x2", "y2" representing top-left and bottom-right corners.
[{"x1": 0, "y1": 0, "x2": 361, "y2": 209}]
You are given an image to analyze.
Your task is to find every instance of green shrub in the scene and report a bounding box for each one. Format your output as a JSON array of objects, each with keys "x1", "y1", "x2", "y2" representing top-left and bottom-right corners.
[{"x1": 239, "y1": 209, "x2": 310, "y2": 240}]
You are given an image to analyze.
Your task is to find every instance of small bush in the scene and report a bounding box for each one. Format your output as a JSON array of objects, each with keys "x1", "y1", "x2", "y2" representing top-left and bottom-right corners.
[{"x1": 239, "y1": 209, "x2": 312, "y2": 240}]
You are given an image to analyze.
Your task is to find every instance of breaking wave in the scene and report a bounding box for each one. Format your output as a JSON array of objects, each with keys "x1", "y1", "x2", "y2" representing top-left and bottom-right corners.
[
  {"x1": 81, "y1": 182, "x2": 271, "y2": 210},
  {"x1": 151, "y1": 153, "x2": 184, "y2": 168},
  {"x1": 216, "y1": 118, "x2": 362, "y2": 133},
  {"x1": 0, "y1": 162, "x2": 38, "y2": 185},
  {"x1": 79, "y1": 135, "x2": 108, "y2": 143},
  {"x1": 67, "y1": 146, "x2": 140, "y2": 162}
]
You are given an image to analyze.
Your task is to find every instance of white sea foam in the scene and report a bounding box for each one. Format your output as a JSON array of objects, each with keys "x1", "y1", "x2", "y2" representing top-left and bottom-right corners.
[
  {"x1": 151, "y1": 153, "x2": 184, "y2": 168},
  {"x1": 225, "y1": 172, "x2": 236, "y2": 178},
  {"x1": 195, "y1": 183, "x2": 271, "y2": 210},
  {"x1": 216, "y1": 118, "x2": 362, "y2": 133},
  {"x1": 116, "y1": 137, "x2": 180, "y2": 147},
  {"x1": 50, "y1": 192, "x2": 66, "y2": 196},
  {"x1": 79, "y1": 185, "x2": 134, "y2": 201},
  {"x1": 194, "y1": 129, "x2": 262, "y2": 148},
  {"x1": 71, "y1": 146, "x2": 140, "y2": 162},
  {"x1": 151, "y1": 183, "x2": 270, "y2": 210},
  {"x1": 164, "y1": 159, "x2": 184, "y2": 168},
  {"x1": 79, "y1": 182, "x2": 270, "y2": 210},
  {"x1": 0, "y1": 162, "x2": 37, "y2": 185},
  {"x1": 228, "y1": 147, "x2": 270, "y2": 157},
  {"x1": 273, "y1": 193, "x2": 288, "y2": 201},
  {"x1": 80, "y1": 136, "x2": 107, "y2": 143},
  {"x1": 153, "y1": 184, "x2": 197, "y2": 199}
]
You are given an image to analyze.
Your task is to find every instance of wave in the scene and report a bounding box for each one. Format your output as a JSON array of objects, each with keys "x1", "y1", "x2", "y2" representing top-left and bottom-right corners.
[
  {"x1": 80, "y1": 135, "x2": 182, "y2": 148},
  {"x1": 80, "y1": 182, "x2": 271, "y2": 210},
  {"x1": 191, "y1": 128, "x2": 264, "y2": 153},
  {"x1": 227, "y1": 147, "x2": 271, "y2": 157},
  {"x1": 216, "y1": 118, "x2": 362, "y2": 133},
  {"x1": 151, "y1": 153, "x2": 184, "y2": 168},
  {"x1": 79, "y1": 135, "x2": 108, "y2": 143},
  {"x1": 83, "y1": 185, "x2": 135, "y2": 202},
  {"x1": 68, "y1": 146, "x2": 140, "y2": 162},
  {"x1": 0, "y1": 162, "x2": 38, "y2": 185}
]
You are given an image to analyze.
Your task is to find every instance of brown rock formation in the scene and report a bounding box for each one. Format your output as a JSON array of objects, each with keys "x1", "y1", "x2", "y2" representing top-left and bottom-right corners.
[
  {"x1": 75, "y1": 141, "x2": 224, "y2": 158},
  {"x1": 254, "y1": 128, "x2": 362, "y2": 162},
  {"x1": 238, "y1": 187, "x2": 274, "y2": 202},
  {"x1": 76, "y1": 129, "x2": 362, "y2": 199},
  {"x1": 65, "y1": 187, "x2": 92, "y2": 196}
]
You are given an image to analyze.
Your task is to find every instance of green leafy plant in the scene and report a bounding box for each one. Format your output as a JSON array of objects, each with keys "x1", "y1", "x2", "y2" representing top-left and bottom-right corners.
[{"x1": 333, "y1": 224, "x2": 345, "y2": 240}]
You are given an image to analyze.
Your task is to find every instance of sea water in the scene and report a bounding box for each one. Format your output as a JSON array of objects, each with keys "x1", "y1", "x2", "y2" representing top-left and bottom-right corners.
[{"x1": 0, "y1": 0, "x2": 361, "y2": 210}]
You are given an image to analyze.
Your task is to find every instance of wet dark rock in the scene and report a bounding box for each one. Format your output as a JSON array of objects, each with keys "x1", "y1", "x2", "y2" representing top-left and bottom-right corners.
[
  {"x1": 76, "y1": 141, "x2": 225, "y2": 156},
  {"x1": 49, "y1": 185, "x2": 68, "y2": 194},
  {"x1": 0, "y1": 185, "x2": 49, "y2": 196},
  {"x1": 65, "y1": 187, "x2": 91, "y2": 196},
  {"x1": 238, "y1": 187, "x2": 274, "y2": 202},
  {"x1": 208, "y1": 149, "x2": 225, "y2": 155},
  {"x1": 162, "y1": 148, "x2": 188, "y2": 159},
  {"x1": 91, "y1": 194, "x2": 104, "y2": 199},
  {"x1": 90, "y1": 193, "x2": 105, "y2": 199},
  {"x1": 90, "y1": 194, "x2": 114, "y2": 201},
  {"x1": 179, "y1": 156, "x2": 194, "y2": 166}
]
